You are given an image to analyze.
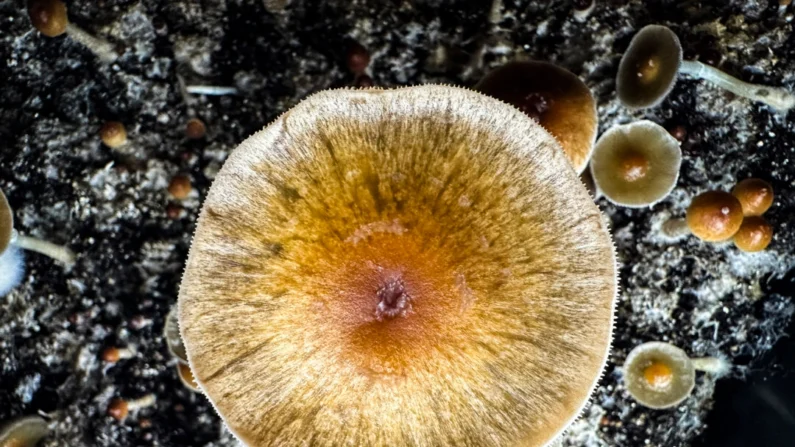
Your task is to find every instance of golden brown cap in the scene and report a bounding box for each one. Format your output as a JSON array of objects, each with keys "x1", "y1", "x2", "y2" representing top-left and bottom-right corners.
[
  {"x1": 27, "y1": 0, "x2": 68, "y2": 37},
  {"x1": 731, "y1": 178, "x2": 774, "y2": 216},
  {"x1": 733, "y1": 216, "x2": 773, "y2": 252},
  {"x1": 686, "y1": 191, "x2": 744, "y2": 242},
  {"x1": 99, "y1": 121, "x2": 128, "y2": 149},
  {"x1": 185, "y1": 118, "x2": 207, "y2": 140},
  {"x1": 475, "y1": 61, "x2": 598, "y2": 173},
  {"x1": 623, "y1": 341, "x2": 695, "y2": 409},
  {"x1": 179, "y1": 86, "x2": 617, "y2": 446},
  {"x1": 589, "y1": 120, "x2": 681, "y2": 207},
  {"x1": 0, "y1": 189, "x2": 12, "y2": 256},
  {"x1": 617, "y1": 25, "x2": 683, "y2": 109}
]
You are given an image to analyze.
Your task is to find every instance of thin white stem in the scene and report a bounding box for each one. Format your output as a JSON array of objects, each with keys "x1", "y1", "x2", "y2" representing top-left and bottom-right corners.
[
  {"x1": 680, "y1": 60, "x2": 795, "y2": 111},
  {"x1": 661, "y1": 218, "x2": 690, "y2": 238},
  {"x1": 692, "y1": 356, "x2": 731, "y2": 377},
  {"x1": 185, "y1": 85, "x2": 239, "y2": 96},
  {"x1": 65, "y1": 23, "x2": 118, "y2": 63},
  {"x1": 13, "y1": 234, "x2": 75, "y2": 266}
]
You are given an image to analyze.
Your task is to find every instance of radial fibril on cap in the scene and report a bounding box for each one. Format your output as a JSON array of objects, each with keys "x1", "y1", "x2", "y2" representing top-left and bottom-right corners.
[
  {"x1": 623, "y1": 342, "x2": 695, "y2": 409},
  {"x1": 475, "y1": 61, "x2": 598, "y2": 173},
  {"x1": 589, "y1": 120, "x2": 682, "y2": 207},
  {"x1": 0, "y1": 415, "x2": 49, "y2": 447},
  {"x1": 686, "y1": 191, "x2": 744, "y2": 242},
  {"x1": 617, "y1": 25, "x2": 683, "y2": 109},
  {"x1": 179, "y1": 86, "x2": 617, "y2": 446},
  {"x1": 732, "y1": 178, "x2": 774, "y2": 216}
]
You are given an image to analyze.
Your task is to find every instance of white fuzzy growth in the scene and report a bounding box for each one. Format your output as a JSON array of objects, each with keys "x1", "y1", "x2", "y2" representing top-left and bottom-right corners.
[
  {"x1": 0, "y1": 246, "x2": 25, "y2": 296},
  {"x1": 692, "y1": 356, "x2": 732, "y2": 378}
]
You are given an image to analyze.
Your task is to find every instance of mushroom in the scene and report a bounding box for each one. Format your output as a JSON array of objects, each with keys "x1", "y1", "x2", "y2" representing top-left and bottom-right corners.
[
  {"x1": 0, "y1": 415, "x2": 49, "y2": 447},
  {"x1": 662, "y1": 190, "x2": 744, "y2": 241},
  {"x1": 168, "y1": 175, "x2": 193, "y2": 200},
  {"x1": 617, "y1": 25, "x2": 795, "y2": 111},
  {"x1": 572, "y1": 0, "x2": 596, "y2": 21},
  {"x1": 185, "y1": 118, "x2": 207, "y2": 140},
  {"x1": 176, "y1": 361, "x2": 201, "y2": 393},
  {"x1": 178, "y1": 85, "x2": 617, "y2": 446},
  {"x1": 623, "y1": 341, "x2": 730, "y2": 409},
  {"x1": 733, "y1": 216, "x2": 773, "y2": 252},
  {"x1": 731, "y1": 178, "x2": 774, "y2": 216},
  {"x1": 0, "y1": 188, "x2": 75, "y2": 273},
  {"x1": 164, "y1": 305, "x2": 188, "y2": 363},
  {"x1": 475, "y1": 61, "x2": 598, "y2": 173},
  {"x1": 99, "y1": 121, "x2": 128, "y2": 150},
  {"x1": 27, "y1": 0, "x2": 118, "y2": 63},
  {"x1": 107, "y1": 394, "x2": 157, "y2": 422},
  {"x1": 589, "y1": 120, "x2": 681, "y2": 207},
  {"x1": 101, "y1": 346, "x2": 136, "y2": 364}
]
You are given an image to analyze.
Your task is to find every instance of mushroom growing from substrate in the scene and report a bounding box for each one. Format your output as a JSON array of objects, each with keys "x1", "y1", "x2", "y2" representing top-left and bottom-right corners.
[
  {"x1": 178, "y1": 86, "x2": 617, "y2": 446},
  {"x1": 99, "y1": 121, "x2": 128, "y2": 149},
  {"x1": 0, "y1": 415, "x2": 49, "y2": 447},
  {"x1": 476, "y1": 61, "x2": 598, "y2": 173},
  {"x1": 662, "y1": 190, "x2": 744, "y2": 241},
  {"x1": 617, "y1": 25, "x2": 795, "y2": 111},
  {"x1": 624, "y1": 342, "x2": 730, "y2": 409},
  {"x1": 733, "y1": 216, "x2": 773, "y2": 252},
  {"x1": 0, "y1": 188, "x2": 74, "y2": 295},
  {"x1": 732, "y1": 178, "x2": 774, "y2": 216},
  {"x1": 27, "y1": 0, "x2": 118, "y2": 63},
  {"x1": 589, "y1": 120, "x2": 681, "y2": 207},
  {"x1": 107, "y1": 394, "x2": 157, "y2": 422}
]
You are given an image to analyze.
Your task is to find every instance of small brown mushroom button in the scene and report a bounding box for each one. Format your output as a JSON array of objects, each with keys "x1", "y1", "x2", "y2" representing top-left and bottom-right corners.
[
  {"x1": 99, "y1": 121, "x2": 128, "y2": 149},
  {"x1": 475, "y1": 61, "x2": 598, "y2": 173},
  {"x1": 686, "y1": 191, "x2": 744, "y2": 242},
  {"x1": 731, "y1": 178, "x2": 774, "y2": 216},
  {"x1": 27, "y1": 0, "x2": 118, "y2": 63},
  {"x1": 168, "y1": 175, "x2": 192, "y2": 200},
  {"x1": 185, "y1": 118, "x2": 207, "y2": 140},
  {"x1": 733, "y1": 216, "x2": 773, "y2": 252},
  {"x1": 107, "y1": 395, "x2": 156, "y2": 422}
]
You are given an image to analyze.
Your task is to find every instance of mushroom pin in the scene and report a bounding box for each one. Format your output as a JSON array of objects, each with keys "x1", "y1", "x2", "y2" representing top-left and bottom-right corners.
[
  {"x1": 27, "y1": 0, "x2": 118, "y2": 63},
  {"x1": 178, "y1": 86, "x2": 617, "y2": 446},
  {"x1": 662, "y1": 190, "x2": 744, "y2": 242}
]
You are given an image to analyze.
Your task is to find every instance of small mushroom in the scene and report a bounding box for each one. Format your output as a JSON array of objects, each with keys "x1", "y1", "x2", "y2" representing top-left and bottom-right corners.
[
  {"x1": 345, "y1": 41, "x2": 370, "y2": 76},
  {"x1": 475, "y1": 61, "x2": 598, "y2": 173},
  {"x1": 27, "y1": 0, "x2": 117, "y2": 63},
  {"x1": 617, "y1": 25, "x2": 795, "y2": 111},
  {"x1": 624, "y1": 341, "x2": 730, "y2": 409},
  {"x1": 0, "y1": 189, "x2": 75, "y2": 284},
  {"x1": 662, "y1": 190, "x2": 744, "y2": 241},
  {"x1": 164, "y1": 305, "x2": 188, "y2": 363},
  {"x1": 0, "y1": 415, "x2": 49, "y2": 447},
  {"x1": 99, "y1": 121, "x2": 128, "y2": 149},
  {"x1": 733, "y1": 216, "x2": 773, "y2": 252},
  {"x1": 107, "y1": 394, "x2": 157, "y2": 422},
  {"x1": 589, "y1": 120, "x2": 681, "y2": 207},
  {"x1": 101, "y1": 346, "x2": 136, "y2": 364},
  {"x1": 176, "y1": 361, "x2": 201, "y2": 392},
  {"x1": 731, "y1": 178, "x2": 774, "y2": 216},
  {"x1": 168, "y1": 175, "x2": 192, "y2": 200},
  {"x1": 185, "y1": 118, "x2": 207, "y2": 140},
  {"x1": 572, "y1": 0, "x2": 596, "y2": 21}
]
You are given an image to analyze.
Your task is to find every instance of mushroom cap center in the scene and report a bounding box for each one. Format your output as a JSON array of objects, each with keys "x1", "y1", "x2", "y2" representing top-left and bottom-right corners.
[
  {"x1": 618, "y1": 150, "x2": 649, "y2": 182},
  {"x1": 636, "y1": 56, "x2": 661, "y2": 84},
  {"x1": 643, "y1": 360, "x2": 673, "y2": 389}
]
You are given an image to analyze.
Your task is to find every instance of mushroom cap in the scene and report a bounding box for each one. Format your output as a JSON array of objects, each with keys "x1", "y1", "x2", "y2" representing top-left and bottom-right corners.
[
  {"x1": 733, "y1": 216, "x2": 773, "y2": 252},
  {"x1": 27, "y1": 0, "x2": 68, "y2": 38},
  {"x1": 164, "y1": 305, "x2": 188, "y2": 363},
  {"x1": 0, "y1": 189, "x2": 12, "y2": 256},
  {"x1": 686, "y1": 191, "x2": 744, "y2": 242},
  {"x1": 623, "y1": 341, "x2": 695, "y2": 409},
  {"x1": 475, "y1": 61, "x2": 598, "y2": 173},
  {"x1": 176, "y1": 361, "x2": 201, "y2": 392},
  {"x1": 0, "y1": 415, "x2": 49, "y2": 447},
  {"x1": 589, "y1": 120, "x2": 682, "y2": 207},
  {"x1": 617, "y1": 25, "x2": 683, "y2": 109},
  {"x1": 99, "y1": 121, "x2": 128, "y2": 149},
  {"x1": 178, "y1": 86, "x2": 617, "y2": 446},
  {"x1": 731, "y1": 178, "x2": 774, "y2": 216}
]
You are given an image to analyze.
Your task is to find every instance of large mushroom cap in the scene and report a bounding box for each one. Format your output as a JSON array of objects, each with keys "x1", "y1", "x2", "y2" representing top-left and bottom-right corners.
[
  {"x1": 617, "y1": 25, "x2": 683, "y2": 109},
  {"x1": 179, "y1": 85, "x2": 617, "y2": 447},
  {"x1": 589, "y1": 120, "x2": 682, "y2": 207},
  {"x1": 475, "y1": 61, "x2": 598, "y2": 173},
  {"x1": 0, "y1": 189, "x2": 13, "y2": 256},
  {"x1": 623, "y1": 342, "x2": 695, "y2": 409}
]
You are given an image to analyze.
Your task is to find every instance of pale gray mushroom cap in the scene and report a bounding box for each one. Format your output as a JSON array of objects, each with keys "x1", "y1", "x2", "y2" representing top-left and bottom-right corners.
[
  {"x1": 623, "y1": 341, "x2": 696, "y2": 409},
  {"x1": 0, "y1": 189, "x2": 13, "y2": 256},
  {"x1": 617, "y1": 25, "x2": 683, "y2": 109},
  {"x1": 0, "y1": 415, "x2": 49, "y2": 446},
  {"x1": 590, "y1": 120, "x2": 682, "y2": 208}
]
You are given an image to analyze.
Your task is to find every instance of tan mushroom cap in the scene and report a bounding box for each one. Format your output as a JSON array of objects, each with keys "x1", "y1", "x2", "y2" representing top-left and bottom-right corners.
[
  {"x1": 589, "y1": 120, "x2": 682, "y2": 207},
  {"x1": 732, "y1": 178, "x2": 774, "y2": 216},
  {"x1": 624, "y1": 342, "x2": 695, "y2": 409},
  {"x1": 617, "y1": 25, "x2": 683, "y2": 109},
  {"x1": 733, "y1": 216, "x2": 773, "y2": 252},
  {"x1": 0, "y1": 189, "x2": 12, "y2": 256},
  {"x1": 0, "y1": 415, "x2": 49, "y2": 447},
  {"x1": 27, "y1": 0, "x2": 68, "y2": 38},
  {"x1": 99, "y1": 121, "x2": 128, "y2": 149},
  {"x1": 686, "y1": 191, "x2": 744, "y2": 242},
  {"x1": 179, "y1": 86, "x2": 617, "y2": 447},
  {"x1": 475, "y1": 61, "x2": 598, "y2": 173}
]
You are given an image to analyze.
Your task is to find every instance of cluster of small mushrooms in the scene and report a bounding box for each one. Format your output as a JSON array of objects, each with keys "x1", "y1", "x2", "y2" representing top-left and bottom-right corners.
[{"x1": 1, "y1": 2, "x2": 792, "y2": 446}]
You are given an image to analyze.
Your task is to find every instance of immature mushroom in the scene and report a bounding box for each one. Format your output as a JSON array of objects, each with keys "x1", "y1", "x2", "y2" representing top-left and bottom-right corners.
[
  {"x1": 178, "y1": 86, "x2": 617, "y2": 446},
  {"x1": 176, "y1": 361, "x2": 201, "y2": 392},
  {"x1": 733, "y1": 216, "x2": 773, "y2": 252},
  {"x1": 731, "y1": 178, "x2": 774, "y2": 216},
  {"x1": 589, "y1": 120, "x2": 681, "y2": 207},
  {"x1": 0, "y1": 189, "x2": 75, "y2": 270},
  {"x1": 663, "y1": 191, "x2": 744, "y2": 241},
  {"x1": 617, "y1": 25, "x2": 795, "y2": 111},
  {"x1": 101, "y1": 346, "x2": 136, "y2": 364},
  {"x1": 624, "y1": 342, "x2": 729, "y2": 409},
  {"x1": 27, "y1": 0, "x2": 118, "y2": 63},
  {"x1": 0, "y1": 415, "x2": 49, "y2": 447},
  {"x1": 99, "y1": 121, "x2": 128, "y2": 149},
  {"x1": 107, "y1": 394, "x2": 157, "y2": 422},
  {"x1": 185, "y1": 118, "x2": 207, "y2": 140},
  {"x1": 475, "y1": 61, "x2": 598, "y2": 173},
  {"x1": 168, "y1": 175, "x2": 193, "y2": 200}
]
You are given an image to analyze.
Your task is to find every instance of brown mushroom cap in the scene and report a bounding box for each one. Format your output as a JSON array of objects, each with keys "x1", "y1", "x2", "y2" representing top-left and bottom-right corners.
[
  {"x1": 589, "y1": 120, "x2": 682, "y2": 207},
  {"x1": 99, "y1": 121, "x2": 128, "y2": 149},
  {"x1": 731, "y1": 178, "x2": 774, "y2": 216},
  {"x1": 0, "y1": 415, "x2": 49, "y2": 447},
  {"x1": 179, "y1": 86, "x2": 617, "y2": 446},
  {"x1": 475, "y1": 61, "x2": 598, "y2": 173},
  {"x1": 686, "y1": 191, "x2": 744, "y2": 242},
  {"x1": 623, "y1": 342, "x2": 695, "y2": 409},
  {"x1": 177, "y1": 361, "x2": 201, "y2": 392},
  {"x1": 27, "y1": 0, "x2": 68, "y2": 38},
  {"x1": 733, "y1": 216, "x2": 773, "y2": 252},
  {"x1": 0, "y1": 189, "x2": 13, "y2": 256},
  {"x1": 617, "y1": 25, "x2": 683, "y2": 109}
]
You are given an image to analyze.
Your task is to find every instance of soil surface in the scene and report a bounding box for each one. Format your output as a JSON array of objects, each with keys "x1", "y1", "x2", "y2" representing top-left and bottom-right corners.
[{"x1": 1, "y1": 0, "x2": 794, "y2": 446}]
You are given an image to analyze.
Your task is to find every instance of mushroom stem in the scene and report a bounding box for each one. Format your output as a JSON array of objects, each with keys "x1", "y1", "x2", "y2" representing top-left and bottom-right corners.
[
  {"x1": 65, "y1": 23, "x2": 117, "y2": 63},
  {"x1": 691, "y1": 356, "x2": 731, "y2": 377},
  {"x1": 12, "y1": 233, "x2": 75, "y2": 266},
  {"x1": 679, "y1": 60, "x2": 795, "y2": 111},
  {"x1": 661, "y1": 218, "x2": 690, "y2": 238},
  {"x1": 185, "y1": 85, "x2": 239, "y2": 96}
]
